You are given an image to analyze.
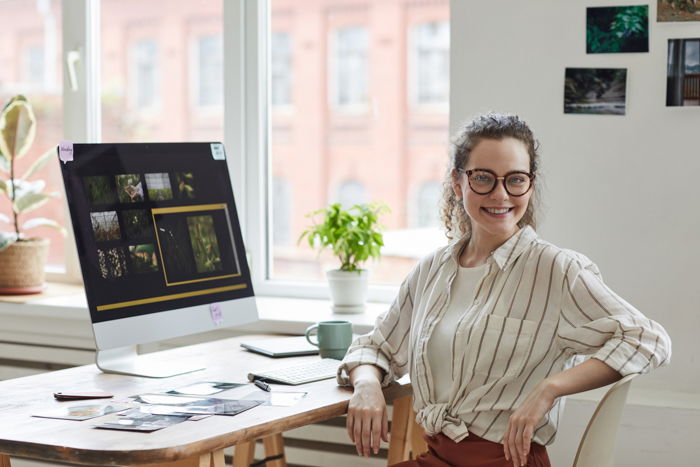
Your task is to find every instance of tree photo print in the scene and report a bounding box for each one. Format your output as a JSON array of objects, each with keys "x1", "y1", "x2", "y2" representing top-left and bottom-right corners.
[{"x1": 586, "y1": 5, "x2": 649, "y2": 54}]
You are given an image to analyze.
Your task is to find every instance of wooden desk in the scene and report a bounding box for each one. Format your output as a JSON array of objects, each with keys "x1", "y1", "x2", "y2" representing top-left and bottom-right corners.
[{"x1": 0, "y1": 336, "x2": 413, "y2": 466}]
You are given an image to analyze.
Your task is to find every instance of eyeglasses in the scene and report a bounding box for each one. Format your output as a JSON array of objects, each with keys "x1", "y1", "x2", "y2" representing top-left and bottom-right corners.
[{"x1": 456, "y1": 168, "x2": 534, "y2": 197}]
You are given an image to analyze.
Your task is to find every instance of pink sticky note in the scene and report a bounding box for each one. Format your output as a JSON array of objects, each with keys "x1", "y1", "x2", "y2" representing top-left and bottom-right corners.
[
  {"x1": 209, "y1": 303, "x2": 223, "y2": 325},
  {"x1": 58, "y1": 140, "x2": 74, "y2": 163}
]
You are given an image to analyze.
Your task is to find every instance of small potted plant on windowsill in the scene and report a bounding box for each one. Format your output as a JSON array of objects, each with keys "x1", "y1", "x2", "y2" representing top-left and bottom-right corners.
[
  {"x1": 0, "y1": 95, "x2": 65, "y2": 294},
  {"x1": 299, "y1": 202, "x2": 389, "y2": 313}
]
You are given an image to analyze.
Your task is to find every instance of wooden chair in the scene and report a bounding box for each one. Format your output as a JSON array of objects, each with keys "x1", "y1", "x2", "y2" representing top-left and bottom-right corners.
[
  {"x1": 387, "y1": 396, "x2": 428, "y2": 465},
  {"x1": 572, "y1": 374, "x2": 637, "y2": 467}
]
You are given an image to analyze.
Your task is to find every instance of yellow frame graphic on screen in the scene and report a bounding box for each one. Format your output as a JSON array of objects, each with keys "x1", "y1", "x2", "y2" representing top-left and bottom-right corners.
[{"x1": 152, "y1": 203, "x2": 242, "y2": 286}]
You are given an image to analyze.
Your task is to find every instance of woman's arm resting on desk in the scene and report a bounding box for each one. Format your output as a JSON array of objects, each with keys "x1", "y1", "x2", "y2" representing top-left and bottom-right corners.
[
  {"x1": 347, "y1": 364, "x2": 389, "y2": 458},
  {"x1": 503, "y1": 358, "x2": 621, "y2": 467}
]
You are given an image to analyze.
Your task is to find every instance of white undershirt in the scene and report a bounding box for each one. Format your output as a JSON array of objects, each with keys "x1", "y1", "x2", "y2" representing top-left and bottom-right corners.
[{"x1": 427, "y1": 263, "x2": 488, "y2": 403}]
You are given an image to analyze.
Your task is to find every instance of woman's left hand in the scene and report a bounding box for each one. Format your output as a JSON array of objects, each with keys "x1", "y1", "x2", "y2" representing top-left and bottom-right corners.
[{"x1": 503, "y1": 380, "x2": 557, "y2": 467}]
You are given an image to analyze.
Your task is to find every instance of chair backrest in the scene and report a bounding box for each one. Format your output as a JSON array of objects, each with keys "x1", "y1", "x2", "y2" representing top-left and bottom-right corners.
[{"x1": 572, "y1": 373, "x2": 637, "y2": 467}]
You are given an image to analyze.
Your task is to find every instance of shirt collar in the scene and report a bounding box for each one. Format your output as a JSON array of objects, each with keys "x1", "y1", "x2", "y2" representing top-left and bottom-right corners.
[{"x1": 448, "y1": 225, "x2": 538, "y2": 270}]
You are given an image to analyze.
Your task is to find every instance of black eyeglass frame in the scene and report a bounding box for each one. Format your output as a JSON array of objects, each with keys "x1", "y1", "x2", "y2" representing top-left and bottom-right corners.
[{"x1": 456, "y1": 168, "x2": 535, "y2": 197}]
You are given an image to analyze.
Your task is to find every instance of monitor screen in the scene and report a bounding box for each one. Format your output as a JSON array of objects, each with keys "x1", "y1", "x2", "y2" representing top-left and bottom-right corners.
[{"x1": 59, "y1": 142, "x2": 257, "y2": 371}]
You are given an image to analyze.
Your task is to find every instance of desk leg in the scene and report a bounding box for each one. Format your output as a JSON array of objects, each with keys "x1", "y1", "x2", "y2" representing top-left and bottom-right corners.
[
  {"x1": 262, "y1": 433, "x2": 287, "y2": 467},
  {"x1": 134, "y1": 449, "x2": 223, "y2": 467},
  {"x1": 232, "y1": 441, "x2": 256, "y2": 467},
  {"x1": 387, "y1": 396, "x2": 412, "y2": 464},
  {"x1": 0, "y1": 454, "x2": 11, "y2": 467}
]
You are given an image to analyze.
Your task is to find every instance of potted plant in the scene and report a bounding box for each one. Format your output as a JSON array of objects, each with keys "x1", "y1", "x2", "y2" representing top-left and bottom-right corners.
[
  {"x1": 299, "y1": 202, "x2": 389, "y2": 313},
  {"x1": 0, "y1": 95, "x2": 64, "y2": 294}
]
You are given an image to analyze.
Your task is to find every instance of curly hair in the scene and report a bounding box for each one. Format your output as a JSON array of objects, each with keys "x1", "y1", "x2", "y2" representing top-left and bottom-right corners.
[{"x1": 440, "y1": 113, "x2": 541, "y2": 240}]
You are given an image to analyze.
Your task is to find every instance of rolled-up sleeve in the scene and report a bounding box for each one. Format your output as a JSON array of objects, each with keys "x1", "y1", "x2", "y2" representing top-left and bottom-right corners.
[
  {"x1": 337, "y1": 261, "x2": 420, "y2": 387},
  {"x1": 556, "y1": 259, "x2": 671, "y2": 376}
]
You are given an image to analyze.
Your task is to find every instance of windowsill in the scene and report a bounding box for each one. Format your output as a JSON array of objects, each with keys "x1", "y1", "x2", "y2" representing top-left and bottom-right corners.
[{"x1": 0, "y1": 283, "x2": 384, "y2": 335}]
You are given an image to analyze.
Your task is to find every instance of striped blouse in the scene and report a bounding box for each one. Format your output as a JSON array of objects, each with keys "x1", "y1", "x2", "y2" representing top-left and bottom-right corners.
[{"x1": 337, "y1": 226, "x2": 671, "y2": 446}]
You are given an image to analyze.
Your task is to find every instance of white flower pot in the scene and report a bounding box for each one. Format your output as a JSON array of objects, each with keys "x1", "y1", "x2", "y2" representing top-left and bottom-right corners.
[{"x1": 326, "y1": 269, "x2": 369, "y2": 314}]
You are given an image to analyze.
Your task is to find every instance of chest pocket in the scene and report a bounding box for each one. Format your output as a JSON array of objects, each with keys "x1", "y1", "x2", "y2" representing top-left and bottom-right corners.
[{"x1": 465, "y1": 314, "x2": 537, "y2": 382}]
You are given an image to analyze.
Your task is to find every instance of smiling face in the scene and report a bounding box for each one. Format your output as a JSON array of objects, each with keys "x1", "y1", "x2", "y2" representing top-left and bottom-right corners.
[{"x1": 452, "y1": 137, "x2": 533, "y2": 244}]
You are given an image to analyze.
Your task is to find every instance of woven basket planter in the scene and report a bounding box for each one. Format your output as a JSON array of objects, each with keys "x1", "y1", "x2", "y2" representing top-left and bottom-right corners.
[{"x1": 0, "y1": 237, "x2": 49, "y2": 294}]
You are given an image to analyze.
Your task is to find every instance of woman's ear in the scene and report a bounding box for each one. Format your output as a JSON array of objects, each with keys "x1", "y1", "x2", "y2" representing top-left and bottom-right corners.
[{"x1": 451, "y1": 169, "x2": 464, "y2": 200}]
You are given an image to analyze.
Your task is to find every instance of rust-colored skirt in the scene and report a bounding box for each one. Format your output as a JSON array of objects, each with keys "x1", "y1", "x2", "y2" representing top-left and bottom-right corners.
[{"x1": 391, "y1": 432, "x2": 550, "y2": 467}]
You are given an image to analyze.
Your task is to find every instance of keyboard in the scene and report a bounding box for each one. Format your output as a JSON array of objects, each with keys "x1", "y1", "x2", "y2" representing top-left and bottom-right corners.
[{"x1": 247, "y1": 358, "x2": 341, "y2": 385}]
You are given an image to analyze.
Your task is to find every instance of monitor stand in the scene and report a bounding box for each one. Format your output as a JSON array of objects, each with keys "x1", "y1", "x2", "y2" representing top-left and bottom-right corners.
[{"x1": 96, "y1": 346, "x2": 205, "y2": 378}]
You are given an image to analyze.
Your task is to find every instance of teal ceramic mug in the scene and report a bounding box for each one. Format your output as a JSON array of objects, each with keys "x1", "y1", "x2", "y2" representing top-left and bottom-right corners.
[{"x1": 305, "y1": 320, "x2": 353, "y2": 360}]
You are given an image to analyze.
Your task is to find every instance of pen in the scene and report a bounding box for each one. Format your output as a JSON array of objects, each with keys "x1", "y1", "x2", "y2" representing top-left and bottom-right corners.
[{"x1": 254, "y1": 379, "x2": 271, "y2": 392}]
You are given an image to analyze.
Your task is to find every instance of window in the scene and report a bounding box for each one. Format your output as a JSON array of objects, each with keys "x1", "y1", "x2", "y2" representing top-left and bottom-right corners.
[
  {"x1": 129, "y1": 39, "x2": 159, "y2": 110},
  {"x1": 336, "y1": 180, "x2": 368, "y2": 208},
  {"x1": 271, "y1": 32, "x2": 292, "y2": 108},
  {"x1": 195, "y1": 35, "x2": 223, "y2": 108},
  {"x1": 414, "y1": 181, "x2": 442, "y2": 228},
  {"x1": 411, "y1": 21, "x2": 449, "y2": 106},
  {"x1": 23, "y1": 46, "x2": 45, "y2": 87},
  {"x1": 101, "y1": 0, "x2": 223, "y2": 143},
  {"x1": 331, "y1": 26, "x2": 368, "y2": 108},
  {"x1": 266, "y1": 1, "x2": 450, "y2": 294},
  {"x1": 0, "y1": 0, "x2": 65, "y2": 269},
  {"x1": 272, "y1": 177, "x2": 292, "y2": 246}
]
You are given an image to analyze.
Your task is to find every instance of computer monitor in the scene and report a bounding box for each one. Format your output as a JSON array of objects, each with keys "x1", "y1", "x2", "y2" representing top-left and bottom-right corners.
[{"x1": 59, "y1": 142, "x2": 257, "y2": 378}]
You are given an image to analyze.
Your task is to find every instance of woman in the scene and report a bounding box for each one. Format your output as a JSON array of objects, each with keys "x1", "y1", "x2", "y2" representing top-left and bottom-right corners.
[{"x1": 337, "y1": 114, "x2": 671, "y2": 467}]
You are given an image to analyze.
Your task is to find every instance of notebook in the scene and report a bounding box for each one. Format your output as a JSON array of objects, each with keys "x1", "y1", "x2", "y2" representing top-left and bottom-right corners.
[{"x1": 240, "y1": 336, "x2": 319, "y2": 358}]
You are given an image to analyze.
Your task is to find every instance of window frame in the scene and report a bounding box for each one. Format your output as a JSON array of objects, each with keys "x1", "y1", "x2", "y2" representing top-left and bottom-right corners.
[
  {"x1": 240, "y1": 1, "x2": 396, "y2": 302},
  {"x1": 51, "y1": 0, "x2": 399, "y2": 302}
]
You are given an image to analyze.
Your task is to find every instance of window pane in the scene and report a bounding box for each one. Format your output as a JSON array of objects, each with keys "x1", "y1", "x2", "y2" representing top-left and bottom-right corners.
[
  {"x1": 412, "y1": 21, "x2": 449, "y2": 105},
  {"x1": 270, "y1": 0, "x2": 450, "y2": 286},
  {"x1": 101, "y1": 0, "x2": 223, "y2": 142},
  {"x1": 0, "y1": 0, "x2": 65, "y2": 268}
]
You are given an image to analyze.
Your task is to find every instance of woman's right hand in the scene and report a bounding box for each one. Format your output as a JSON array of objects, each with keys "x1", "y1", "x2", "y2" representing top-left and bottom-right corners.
[{"x1": 347, "y1": 369, "x2": 389, "y2": 457}]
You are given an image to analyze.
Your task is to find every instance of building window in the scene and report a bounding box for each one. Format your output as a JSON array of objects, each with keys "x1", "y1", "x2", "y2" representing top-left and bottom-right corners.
[
  {"x1": 411, "y1": 21, "x2": 449, "y2": 106},
  {"x1": 129, "y1": 39, "x2": 159, "y2": 110},
  {"x1": 331, "y1": 26, "x2": 368, "y2": 108},
  {"x1": 273, "y1": 177, "x2": 292, "y2": 245},
  {"x1": 196, "y1": 35, "x2": 223, "y2": 108},
  {"x1": 414, "y1": 181, "x2": 442, "y2": 228},
  {"x1": 22, "y1": 45, "x2": 45, "y2": 86},
  {"x1": 336, "y1": 179, "x2": 368, "y2": 209},
  {"x1": 271, "y1": 32, "x2": 292, "y2": 108}
]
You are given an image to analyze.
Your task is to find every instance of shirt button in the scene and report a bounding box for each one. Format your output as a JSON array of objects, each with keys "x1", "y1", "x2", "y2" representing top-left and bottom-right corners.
[{"x1": 473, "y1": 299, "x2": 481, "y2": 306}]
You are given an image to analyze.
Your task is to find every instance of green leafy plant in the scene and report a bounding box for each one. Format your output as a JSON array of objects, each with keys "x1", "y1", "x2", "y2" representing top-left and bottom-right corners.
[
  {"x1": 299, "y1": 202, "x2": 389, "y2": 272},
  {"x1": 0, "y1": 95, "x2": 64, "y2": 251}
]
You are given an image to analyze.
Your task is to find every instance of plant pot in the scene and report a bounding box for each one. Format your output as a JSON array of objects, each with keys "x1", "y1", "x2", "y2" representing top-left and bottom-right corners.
[
  {"x1": 326, "y1": 269, "x2": 369, "y2": 314},
  {"x1": 0, "y1": 237, "x2": 49, "y2": 294}
]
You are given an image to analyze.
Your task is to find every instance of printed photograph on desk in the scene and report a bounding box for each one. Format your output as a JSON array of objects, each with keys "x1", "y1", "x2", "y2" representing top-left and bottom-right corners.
[
  {"x1": 167, "y1": 381, "x2": 244, "y2": 396},
  {"x1": 144, "y1": 172, "x2": 173, "y2": 201},
  {"x1": 94, "y1": 409, "x2": 189, "y2": 432},
  {"x1": 586, "y1": 5, "x2": 648, "y2": 53},
  {"x1": 115, "y1": 173, "x2": 144, "y2": 203},
  {"x1": 564, "y1": 67, "x2": 627, "y2": 115},
  {"x1": 658, "y1": 0, "x2": 700, "y2": 22},
  {"x1": 83, "y1": 175, "x2": 116, "y2": 205},
  {"x1": 666, "y1": 38, "x2": 700, "y2": 106},
  {"x1": 32, "y1": 403, "x2": 132, "y2": 421},
  {"x1": 133, "y1": 394, "x2": 261, "y2": 416}
]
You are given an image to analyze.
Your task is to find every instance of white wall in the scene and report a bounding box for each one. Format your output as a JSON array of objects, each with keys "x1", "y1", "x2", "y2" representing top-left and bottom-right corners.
[{"x1": 450, "y1": 0, "x2": 699, "y2": 394}]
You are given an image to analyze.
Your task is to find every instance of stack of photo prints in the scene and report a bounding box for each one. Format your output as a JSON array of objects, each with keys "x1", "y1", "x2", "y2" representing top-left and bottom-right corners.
[
  {"x1": 565, "y1": 2, "x2": 700, "y2": 115},
  {"x1": 32, "y1": 381, "x2": 307, "y2": 432}
]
